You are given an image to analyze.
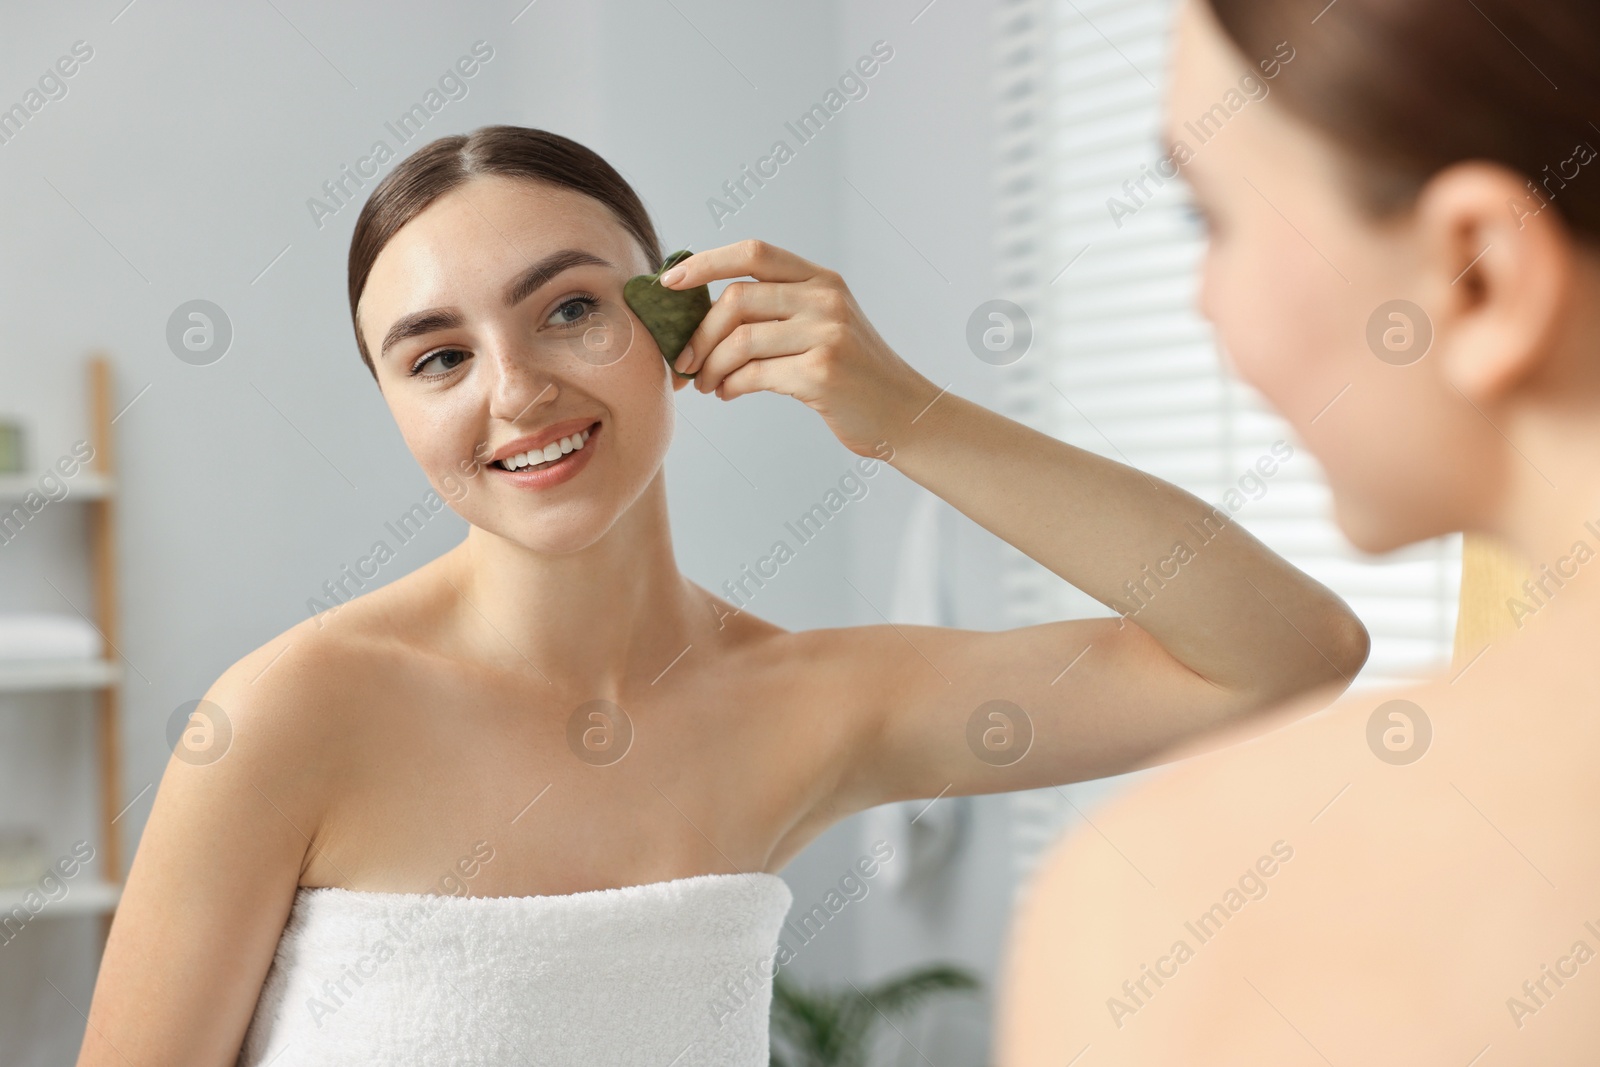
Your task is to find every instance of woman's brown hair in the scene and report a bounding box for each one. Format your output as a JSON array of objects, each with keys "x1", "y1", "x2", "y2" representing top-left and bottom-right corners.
[
  {"x1": 346, "y1": 125, "x2": 663, "y2": 380},
  {"x1": 1203, "y1": 0, "x2": 1600, "y2": 241}
]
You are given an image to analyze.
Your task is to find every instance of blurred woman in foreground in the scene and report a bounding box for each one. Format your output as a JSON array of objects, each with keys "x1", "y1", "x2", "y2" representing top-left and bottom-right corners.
[{"x1": 999, "y1": 0, "x2": 1600, "y2": 1061}]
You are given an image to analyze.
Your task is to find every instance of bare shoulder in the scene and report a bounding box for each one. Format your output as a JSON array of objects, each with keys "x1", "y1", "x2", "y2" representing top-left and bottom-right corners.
[
  {"x1": 191, "y1": 581, "x2": 444, "y2": 812},
  {"x1": 759, "y1": 618, "x2": 945, "y2": 725},
  {"x1": 78, "y1": 592, "x2": 420, "y2": 1063},
  {"x1": 998, "y1": 669, "x2": 1600, "y2": 1063},
  {"x1": 205, "y1": 611, "x2": 391, "y2": 756},
  {"x1": 996, "y1": 681, "x2": 1366, "y2": 1058},
  {"x1": 707, "y1": 616, "x2": 916, "y2": 863},
  {"x1": 687, "y1": 580, "x2": 886, "y2": 681},
  {"x1": 1006, "y1": 678, "x2": 1375, "y2": 952}
]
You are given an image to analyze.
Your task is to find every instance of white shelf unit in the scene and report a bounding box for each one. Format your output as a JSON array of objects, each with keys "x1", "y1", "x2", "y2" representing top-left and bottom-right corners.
[
  {"x1": 0, "y1": 880, "x2": 122, "y2": 917},
  {"x1": 0, "y1": 354, "x2": 125, "y2": 925},
  {"x1": 0, "y1": 659, "x2": 122, "y2": 693},
  {"x1": 0, "y1": 472, "x2": 112, "y2": 502}
]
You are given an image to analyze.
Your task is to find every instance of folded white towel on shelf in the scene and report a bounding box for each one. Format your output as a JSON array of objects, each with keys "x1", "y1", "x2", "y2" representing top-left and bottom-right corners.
[{"x1": 0, "y1": 613, "x2": 100, "y2": 661}]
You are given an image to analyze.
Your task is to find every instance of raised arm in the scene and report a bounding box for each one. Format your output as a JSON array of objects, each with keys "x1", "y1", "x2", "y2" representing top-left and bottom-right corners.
[
  {"x1": 815, "y1": 385, "x2": 1369, "y2": 810},
  {"x1": 663, "y1": 238, "x2": 1369, "y2": 814},
  {"x1": 882, "y1": 384, "x2": 1369, "y2": 705}
]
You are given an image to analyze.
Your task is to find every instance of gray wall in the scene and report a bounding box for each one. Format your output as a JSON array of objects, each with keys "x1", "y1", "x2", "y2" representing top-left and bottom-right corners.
[
  {"x1": 0, "y1": 1, "x2": 1011, "y2": 1063},
  {"x1": 831, "y1": 3, "x2": 1016, "y2": 1063}
]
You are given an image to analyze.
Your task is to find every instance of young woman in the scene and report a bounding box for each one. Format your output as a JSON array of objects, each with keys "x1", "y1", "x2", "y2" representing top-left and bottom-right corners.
[
  {"x1": 75, "y1": 126, "x2": 1366, "y2": 1065},
  {"x1": 998, "y1": 0, "x2": 1600, "y2": 1061}
]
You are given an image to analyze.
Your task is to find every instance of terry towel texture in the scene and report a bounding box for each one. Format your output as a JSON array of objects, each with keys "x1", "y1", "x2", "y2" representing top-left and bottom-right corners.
[{"x1": 235, "y1": 871, "x2": 794, "y2": 1066}]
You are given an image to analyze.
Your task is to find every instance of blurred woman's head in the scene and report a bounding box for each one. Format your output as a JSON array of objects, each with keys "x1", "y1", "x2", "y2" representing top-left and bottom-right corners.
[
  {"x1": 347, "y1": 125, "x2": 685, "y2": 555},
  {"x1": 1171, "y1": 0, "x2": 1600, "y2": 560}
]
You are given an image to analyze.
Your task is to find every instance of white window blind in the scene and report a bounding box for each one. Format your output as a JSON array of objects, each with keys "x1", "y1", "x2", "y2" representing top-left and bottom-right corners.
[{"x1": 990, "y1": 0, "x2": 1463, "y2": 893}]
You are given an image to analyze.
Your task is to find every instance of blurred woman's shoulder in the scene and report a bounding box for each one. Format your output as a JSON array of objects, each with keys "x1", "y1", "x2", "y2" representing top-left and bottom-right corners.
[{"x1": 1001, "y1": 649, "x2": 1600, "y2": 1061}]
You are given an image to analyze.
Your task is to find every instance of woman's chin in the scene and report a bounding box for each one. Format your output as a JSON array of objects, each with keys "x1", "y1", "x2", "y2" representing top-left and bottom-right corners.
[
  {"x1": 456, "y1": 505, "x2": 606, "y2": 553},
  {"x1": 510, "y1": 531, "x2": 606, "y2": 557},
  {"x1": 1329, "y1": 488, "x2": 1432, "y2": 558}
]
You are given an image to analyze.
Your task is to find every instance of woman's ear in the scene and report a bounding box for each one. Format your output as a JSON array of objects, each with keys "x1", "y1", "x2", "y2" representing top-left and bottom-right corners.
[{"x1": 1415, "y1": 160, "x2": 1578, "y2": 405}]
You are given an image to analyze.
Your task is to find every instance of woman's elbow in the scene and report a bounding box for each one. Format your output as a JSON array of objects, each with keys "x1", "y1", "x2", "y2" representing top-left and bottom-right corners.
[
  {"x1": 1276, "y1": 606, "x2": 1371, "y2": 706},
  {"x1": 1328, "y1": 604, "x2": 1373, "y2": 683},
  {"x1": 1235, "y1": 606, "x2": 1370, "y2": 717}
]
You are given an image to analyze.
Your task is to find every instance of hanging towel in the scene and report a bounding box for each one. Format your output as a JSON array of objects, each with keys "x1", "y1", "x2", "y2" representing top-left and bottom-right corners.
[{"x1": 864, "y1": 490, "x2": 967, "y2": 893}]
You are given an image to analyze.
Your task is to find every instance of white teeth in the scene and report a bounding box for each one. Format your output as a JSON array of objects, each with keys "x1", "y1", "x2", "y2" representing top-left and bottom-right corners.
[{"x1": 499, "y1": 426, "x2": 593, "y2": 470}]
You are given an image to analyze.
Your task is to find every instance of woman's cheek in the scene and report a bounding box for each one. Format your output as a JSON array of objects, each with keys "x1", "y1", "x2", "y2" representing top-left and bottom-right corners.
[
  {"x1": 400, "y1": 396, "x2": 479, "y2": 486},
  {"x1": 1221, "y1": 231, "x2": 1332, "y2": 421},
  {"x1": 1204, "y1": 241, "x2": 1283, "y2": 399}
]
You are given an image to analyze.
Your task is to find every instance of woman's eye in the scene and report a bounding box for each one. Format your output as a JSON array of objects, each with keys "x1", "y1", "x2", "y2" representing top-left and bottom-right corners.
[
  {"x1": 410, "y1": 348, "x2": 469, "y2": 377},
  {"x1": 549, "y1": 294, "x2": 600, "y2": 327}
]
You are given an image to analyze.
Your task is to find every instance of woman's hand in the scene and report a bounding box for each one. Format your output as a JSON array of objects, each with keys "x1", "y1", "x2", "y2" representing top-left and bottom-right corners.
[{"x1": 659, "y1": 239, "x2": 939, "y2": 458}]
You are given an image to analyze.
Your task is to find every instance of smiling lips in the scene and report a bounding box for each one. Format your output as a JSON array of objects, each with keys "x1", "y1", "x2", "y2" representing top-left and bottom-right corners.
[
  {"x1": 495, "y1": 424, "x2": 595, "y2": 471},
  {"x1": 487, "y1": 420, "x2": 602, "y2": 488}
]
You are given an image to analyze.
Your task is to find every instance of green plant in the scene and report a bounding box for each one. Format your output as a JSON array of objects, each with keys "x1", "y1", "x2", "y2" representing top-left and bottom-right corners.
[{"x1": 768, "y1": 962, "x2": 983, "y2": 1067}]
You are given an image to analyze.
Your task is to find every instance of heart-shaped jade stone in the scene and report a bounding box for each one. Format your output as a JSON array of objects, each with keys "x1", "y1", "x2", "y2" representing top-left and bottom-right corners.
[{"x1": 624, "y1": 249, "x2": 712, "y2": 378}]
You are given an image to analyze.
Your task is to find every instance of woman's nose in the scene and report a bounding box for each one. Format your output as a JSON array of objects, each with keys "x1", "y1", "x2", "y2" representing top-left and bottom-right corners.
[{"x1": 484, "y1": 345, "x2": 559, "y2": 422}]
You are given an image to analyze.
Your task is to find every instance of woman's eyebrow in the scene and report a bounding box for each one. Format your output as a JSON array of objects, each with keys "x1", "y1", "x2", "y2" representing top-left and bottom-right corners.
[
  {"x1": 503, "y1": 247, "x2": 615, "y2": 306},
  {"x1": 378, "y1": 247, "x2": 617, "y2": 362}
]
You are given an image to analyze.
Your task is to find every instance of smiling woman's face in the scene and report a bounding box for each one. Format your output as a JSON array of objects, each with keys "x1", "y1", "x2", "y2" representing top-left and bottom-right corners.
[{"x1": 356, "y1": 174, "x2": 683, "y2": 552}]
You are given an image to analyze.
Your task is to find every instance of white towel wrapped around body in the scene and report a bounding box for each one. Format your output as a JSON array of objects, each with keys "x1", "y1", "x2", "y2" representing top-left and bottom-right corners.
[{"x1": 236, "y1": 871, "x2": 794, "y2": 1066}]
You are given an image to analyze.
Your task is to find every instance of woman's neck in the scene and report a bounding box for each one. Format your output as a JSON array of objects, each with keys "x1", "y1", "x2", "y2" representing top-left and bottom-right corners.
[
  {"x1": 439, "y1": 486, "x2": 709, "y2": 695},
  {"x1": 1477, "y1": 419, "x2": 1600, "y2": 646}
]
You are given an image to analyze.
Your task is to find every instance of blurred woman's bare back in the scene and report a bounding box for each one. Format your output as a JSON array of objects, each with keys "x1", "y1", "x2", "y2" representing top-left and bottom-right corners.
[{"x1": 1001, "y1": 584, "x2": 1600, "y2": 1061}]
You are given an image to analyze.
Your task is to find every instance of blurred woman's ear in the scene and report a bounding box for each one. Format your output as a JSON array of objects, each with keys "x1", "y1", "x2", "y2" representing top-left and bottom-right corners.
[{"x1": 1411, "y1": 161, "x2": 1578, "y2": 406}]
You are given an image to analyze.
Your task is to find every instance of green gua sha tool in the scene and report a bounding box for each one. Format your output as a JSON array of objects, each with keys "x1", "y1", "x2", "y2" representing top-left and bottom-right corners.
[{"x1": 624, "y1": 249, "x2": 712, "y2": 378}]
